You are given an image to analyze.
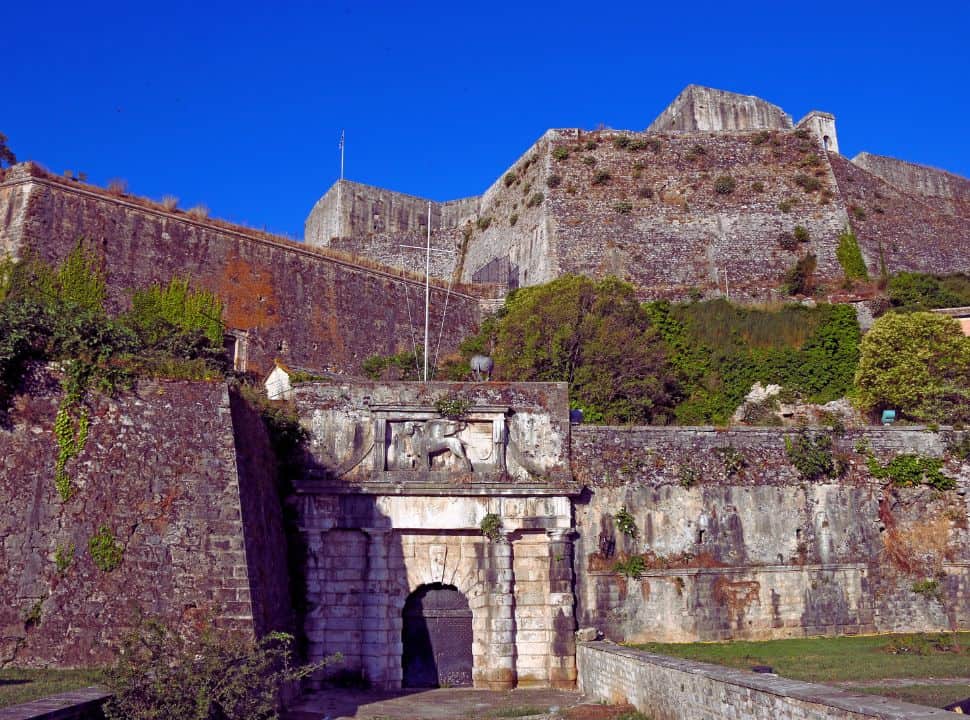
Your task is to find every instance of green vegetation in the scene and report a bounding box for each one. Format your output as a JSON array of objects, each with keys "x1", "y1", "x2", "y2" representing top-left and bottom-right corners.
[
  {"x1": 912, "y1": 578, "x2": 944, "y2": 601},
  {"x1": 362, "y1": 349, "x2": 422, "y2": 380},
  {"x1": 613, "y1": 200, "x2": 633, "y2": 214},
  {"x1": 503, "y1": 171, "x2": 517, "y2": 187},
  {"x1": 836, "y1": 230, "x2": 869, "y2": 281},
  {"x1": 0, "y1": 668, "x2": 104, "y2": 709},
  {"x1": 476, "y1": 216, "x2": 492, "y2": 231},
  {"x1": 887, "y1": 272, "x2": 970, "y2": 311},
  {"x1": 552, "y1": 146, "x2": 570, "y2": 161},
  {"x1": 713, "y1": 175, "x2": 736, "y2": 194},
  {"x1": 785, "y1": 431, "x2": 843, "y2": 481},
  {"x1": 686, "y1": 144, "x2": 706, "y2": 160},
  {"x1": 854, "y1": 311, "x2": 969, "y2": 424},
  {"x1": 614, "y1": 507, "x2": 638, "y2": 538},
  {"x1": 0, "y1": 131, "x2": 16, "y2": 168},
  {"x1": 54, "y1": 541, "x2": 75, "y2": 574},
  {"x1": 546, "y1": 174, "x2": 561, "y2": 188},
  {"x1": 526, "y1": 192, "x2": 544, "y2": 208},
  {"x1": 613, "y1": 135, "x2": 632, "y2": 149},
  {"x1": 613, "y1": 555, "x2": 647, "y2": 579},
  {"x1": 480, "y1": 513, "x2": 502, "y2": 541},
  {"x1": 631, "y1": 633, "x2": 970, "y2": 682},
  {"x1": 866, "y1": 454, "x2": 954, "y2": 490},
  {"x1": 855, "y1": 684, "x2": 970, "y2": 709},
  {"x1": 794, "y1": 173, "x2": 821, "y2": 192},
  {"x1": 646, "y1": 299, "x2": 860, "y2": 425},
  {"x1": 463, "y1": 275, "x2": 676, "y2": 424},
  {"x1": 88, "y1": 524, "x2": 123, "y2": 572},
  {"x1": 792, "y1": 225, "x2": 809, "y2": 243},
  {"x1": 782, "y1": 252, "x2": 817, "y2": 295},
  {"x1": 592, "y1": 170, "x2": 611, "y2": 185},
  {"x1": 103, "y1": 621, "x2": 334, "y2": 720},
  {"x1": 434, "y1": 392, "x2": 471, "y2": 419}
]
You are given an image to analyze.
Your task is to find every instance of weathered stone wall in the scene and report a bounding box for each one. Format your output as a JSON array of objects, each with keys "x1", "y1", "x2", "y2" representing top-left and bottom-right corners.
[
  {"x1": 0, "y1": 376, "x2": 291, "y2": 666},
  {"x1": 577, "y1": 642, "x2": 954, "y2": 720},
  {"x1": 545, "y1": 129, "x2": 850, "y2": 300},
  {"x1": 646, "y1": 85, "x2": 794, "y2": 134},
  {"x1": 830, "y1": 154, "x2": 970, "y2": 277},
  {"x1": 570, "y1": 426, "x2": 970, "y2": 642},
  {"x1": 852, "y1": 152, "x2": 970, "y2": 209},
  {"x1": 0, "y1": 165, "x2": 482, "y2": 377}
]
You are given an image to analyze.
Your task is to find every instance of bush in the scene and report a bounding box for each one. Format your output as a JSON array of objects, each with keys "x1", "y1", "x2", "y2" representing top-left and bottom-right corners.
[
  {"x1": 103, "y1": 620, "x2": 336, "y2": 720},
  {"x1": 509, "y1": 213, "x2": 518, "y2": 227},
  {"x1": 546, "y1": 174, "x2": 561, "y2": 188},
  {"x1": 187, "y1": 204, "x2": 210, "y2": 219},
  {"x1": 107, "y1": 178, "x2": 128, "y2": 195},
  {"x1": 794, "y1": 173, "x2": 822, "y2": 192},
  {"x1": 160, "y1": 195, "x2": 179, "y2": 211},
  {"x1": 867, "y1": 453, "x2": 954, "y2": 490},
  {"x1": 592, "y1": 170, "x2": 611, "y2": 186},
  {"x1": 752, "y1": 181, "x2": 765, "y2": 193},
  {"x1": 582, "y1": 156, "x2": 596, "y2": 166},
  {"x1": 888, "y1": 272, "x2": 970, "y2": 311},
  {"x1": 778, "y1": 232, "x2": 797, "y2": 251},
  {"x1": 713, "y1": 175, "x2": 736, "y2": 195},
  {"x1": 793, "y1": 225, "x2": 810, "y2": 243},
  {"x1": 503, "y1": 172, "x2": 517, "y2": 187},
  {"x1": 686, "y1": 144, "x2": 706, "y2": 160},
  {"x1": 88, "y1": 525, "x2": 123, "y2": 572},
  {"x1": 850, "y1": 205, "x2": 867, "y2": 220},
  {"x1": 751, "y1": 130, "x2": 772, "y2": 146},
  {"x1": 613, "y1": 135, "x2": 632, "y2": 149},
  {"x1": 778, "y1": 199, "x2": 794, "y2": 213},
  {"x1": 854, "y1": 312, "x2": 970, "y2": 424},
  {"x1": 613, "y1": 201, "x2": 633, "y2": 215},
  {"x1": 836, "y1": 230, "x2": 869, "y2": 281},
  {"x1": 526, "y1": 192, "x2": 544, "y2": 208},
  {"x1": 636, "y1": 186, "x2": 654, "y2": 199},
  {"x1": 785, "y1": 431, "x2": 840, "y2": 481},
  {"x1": 476, "y1": 216, "x2": 492, "y2": 231},
  {"x1": 783, "y1": 253, "x2": 817, "y2": 295},
  {"x1": 552, "y1": 146, "x2": 570, "y2": 161}
]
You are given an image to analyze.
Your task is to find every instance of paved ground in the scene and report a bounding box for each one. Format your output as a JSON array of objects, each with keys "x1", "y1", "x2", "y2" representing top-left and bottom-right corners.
[{"x1": 283, "y1": 687, "x2": 632, "y2": 720}]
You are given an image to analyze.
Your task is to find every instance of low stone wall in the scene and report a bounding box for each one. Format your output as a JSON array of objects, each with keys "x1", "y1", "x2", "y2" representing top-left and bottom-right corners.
[
  {"x1": 0, "y1": 688, "x2": 108, "y2": 720},
  {"x1": 577, "y1": 642, "x2": 953, "y2": 719}
]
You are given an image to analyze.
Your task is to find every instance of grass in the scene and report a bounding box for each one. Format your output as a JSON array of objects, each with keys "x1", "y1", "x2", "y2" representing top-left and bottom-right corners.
[
  {"x1": 855, "y1": 684, "x2": 970, "y2": 709},
  {"x1": 0, "y1": 668, "x2": 104, "y2": 709},
  {"x1": 630, "y1": 633, "x2": 970, "y2": 683}
]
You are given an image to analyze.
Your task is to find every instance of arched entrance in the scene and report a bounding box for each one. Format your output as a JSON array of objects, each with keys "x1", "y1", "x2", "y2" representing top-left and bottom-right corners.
[{"x1": 401, "y1": 583, "x2": 473, "y2": 688}]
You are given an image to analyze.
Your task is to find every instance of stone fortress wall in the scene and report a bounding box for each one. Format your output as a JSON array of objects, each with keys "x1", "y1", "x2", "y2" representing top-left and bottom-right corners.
[
  {"x1": 0, "y1": 164, "x2": 483, "y2": 378},
  {"x1": 304, "y1": 85, "x2": 970, "y2": 301}
]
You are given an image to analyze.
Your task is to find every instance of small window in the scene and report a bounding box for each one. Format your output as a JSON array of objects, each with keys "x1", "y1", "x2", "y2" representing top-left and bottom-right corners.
[{"x1": 823, "y1": 136, "x2": 830, "y2": 151}]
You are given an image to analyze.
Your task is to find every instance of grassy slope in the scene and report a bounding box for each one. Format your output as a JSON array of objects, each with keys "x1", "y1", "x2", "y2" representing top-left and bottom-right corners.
[
  {"x1": 631, "y1": 633, "x2": 970, "y2": 683},
  {"x1": 856, "y1": 684, "x2": 970, "y2": 709},
  {"x1": 0, "y1": 668, "x2": 104, "y2": 709}
]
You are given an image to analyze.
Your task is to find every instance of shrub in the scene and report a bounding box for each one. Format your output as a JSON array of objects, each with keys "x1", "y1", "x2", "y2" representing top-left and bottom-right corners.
[
  {"x1": 476, "y1": 216, "x2": 492, "y2": 231},
  {"x1": 552, "y1": 146, "x2": 570, "y2": 161},
  {"x1": 867, "y1": 453, "x2": 953, "y2": 490},
  {"x1": 592, "y1": 170, "x2": 611, "y2": 186},
  {"x1": 713, "y1": 175, "x2": 736, "y2": 195},
  {"x1": 645, "y1": 138, "x2": 661, "y2": 152},
  {"x1": 186, "y1": 204, "x2": 209, "y2": 219},
  {"x1": 793, "y1": 225, "x2": 810, "y2": 243},
  {"x1": 103, "y1": 621, "x2": 335, "y2": 720},
  {"x1": 480, "y1": 513, "x2": 502, "y2": 540},
  {"x1": 783, "y1": 253, "x2": 817, "y2": 295},
  {"x1": 851, "y1": 205, "x2": 867, "y2": 220},
  {"x1": 582, "y1": 156, "x2": 597, "y2": 166},
  {"x1": 751, "y1": 130, "x2": 772, "y2": 146},
  {"x1": 107, "y1": 178, "x2": 128, "y2": 195},
  {"x1": 794, "y1": 173, "x2": 822, "y2": 192},
  {"x1": 637, "y1": 186, "x2": 654, "y2": 199},
  {"x1": 88, "y1": 524, "x2": 123, "y2": 572},
  {"x1": 778, "y1": 232, "x2": 797, "y2": 251},
  {"x1": 836, "y1": 230, "x2": 869, "y2": 281},
  {"x1": 887, "y1": 272, "x2": 970, "y2": 311},
  {"x1": 509, "y1": 213, "x2": 518, "y2": 227},
  {"x1": 778, "y1": 199, "x2": 794, "y2": 213},
  {"x1": 752, "y1": 181, "x2": 765, "y2": 193},
  {"x1": 585, "y1": 140, "x2": 598, "y2": 150},
  {"x1": 854, "y1": 312, "x2": 970, "y2": 424},
  {"x1": 799, "y1": 152, "x2": 822, "y2": 167},
  {"x1": 613, "y1": 555, "x2": 646, "y2": 579},
  {"x1": 546, "y1": 174, "x2": 562, "y2": 188},
  {"x1": 434, "y1": 392, "x2": 470, "y2": 419},
  {"x1": 161, "y1": 195, "x2": 179, "y2": 211},
  {"x1": 785, "y1": 431, "x2": 840, "y2": 481},
  {"x1": 613, "y1": 135, "x2": 632, "y2": 149},
  {"x1": 526, "y1": 192, "x2": 544, "y2": 208},
  {"x1": 686, "y1": 144, "x2": 706, "y2": 160},
  {"x1": 615, "y1": 507, "x2": 638, "y2": 537},
  {"x1": 613, "y1": 201, "x2": 633, "y2": 215}
]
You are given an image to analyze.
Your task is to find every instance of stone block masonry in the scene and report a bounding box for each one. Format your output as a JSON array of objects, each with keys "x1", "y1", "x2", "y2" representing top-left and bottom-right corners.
[
  {"x1": 0, "y1": 165, "x2": 482, "y2": 378},
  {"x1": 0, "y1": 375, "x2": 292, "y2": 666},
  {"x1": 577, "y1": 641, "x2": 953, "y2": 719}
]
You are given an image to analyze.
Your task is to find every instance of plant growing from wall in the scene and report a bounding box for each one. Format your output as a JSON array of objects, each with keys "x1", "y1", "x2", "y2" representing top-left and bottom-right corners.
[
  {"x1": 713, "y1": 175, "x2": 736, "y2": 195},
  {"x1": 480, "y1": 513, "x2": 502, "y2": 541},
  {"x1": 613, "y1": 201, "x2": 633, "y2": 215},
  {"x1": 836, "y1": 230, "x2": 869, "y2": 281},
  {"x1": 434, "y1": 392, "x2": 471, "y2": 420},
  {"x1": 794, "y1": 173, "x2": 821, "y2": 192},
  {"x1": 552, "y1": 146, "x2": 569, "y2": 161},
  {"x1": 782, "y1": 253, "x2": 817, "y2": 296},
  {"x1": 53, "y1": 395, "x2": 89, "y2": 501},
  {"x1": 526, "y1": 192, "x2": 544, "y2": 208},
  {"x1": 54, "y1": 542, "x2": 75, "y2": 574},
  {"x1": 912, "y1": 578, "x2": 943, "y2": 602},
  {"x1": 88, "y1": 524, "x2": 124, "y2": 572},
  {"x1": 476, "y1": 216, "x2": 492, "y2": 231},
  {"x1": 592, "y1": 170, "x2": 611, "y2": 185},
  {"x1": 715, "y1": 446, "x2": 746, "y2": 477},
  {"x1": 785, "y1": 431, "x2": 841, "y2": 481},
  {"x1": 614, "y1": 506, "x2": 638, "y2": 538},
  {"x1": 613, "y1": 555, "x2": 646, "y2": 579},
  {"x1": 793, "y1": 225, "x2": 810, "y2": 243},
  {"x1": 866, "y1": 453, "x2": 953, "y2": 490},
  {"x1": 503, "y1": 172, "x2": 518, "y2": 187}
]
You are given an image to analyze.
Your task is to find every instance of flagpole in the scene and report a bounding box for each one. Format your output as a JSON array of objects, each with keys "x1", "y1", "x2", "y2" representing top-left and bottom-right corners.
[
  {"x1": 424, "y1": 201, "x2": 431, "y2": 381},
  {"x1": 339, "y1": 130, "x2": 345, "y2": 180}
]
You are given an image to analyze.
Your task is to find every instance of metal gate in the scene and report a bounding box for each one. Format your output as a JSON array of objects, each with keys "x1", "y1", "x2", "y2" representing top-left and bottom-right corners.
[{"x1": 402, "y1": 584, "x2": 473, "y2": 688}]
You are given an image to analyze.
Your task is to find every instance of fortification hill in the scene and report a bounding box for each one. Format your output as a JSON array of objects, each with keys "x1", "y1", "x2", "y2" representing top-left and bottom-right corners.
[{"x1": 306, "y1": 85, "x2": 969, "y2": 302}]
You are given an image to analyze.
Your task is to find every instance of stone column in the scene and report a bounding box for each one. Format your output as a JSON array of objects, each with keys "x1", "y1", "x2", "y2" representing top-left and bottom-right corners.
[
  {"x1": 484, "y1": 530, "x2": 517, "y2": 689},
  {"x1": 547, "y1": 528, "x2": 577, "y2": 688},
  {"x1": 362, "y1": 528, "x2": 393, "y2": 688}
]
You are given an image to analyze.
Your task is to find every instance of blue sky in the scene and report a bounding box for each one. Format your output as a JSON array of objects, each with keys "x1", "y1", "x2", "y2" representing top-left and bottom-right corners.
[{"x1": 4, "y1": 1, "x2": 968, "y2": 238}]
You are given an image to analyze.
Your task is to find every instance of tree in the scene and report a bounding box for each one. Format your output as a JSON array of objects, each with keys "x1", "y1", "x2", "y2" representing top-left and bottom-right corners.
[
  {"x1": 479, "y1": 275, "x2": 678, "y2": 424},
  {"x1": 0, "y1": 132, "x2": 15, "y2": 168},
  {"x1": 854, "y1": 311, "x2": 970, "y2": 424}
]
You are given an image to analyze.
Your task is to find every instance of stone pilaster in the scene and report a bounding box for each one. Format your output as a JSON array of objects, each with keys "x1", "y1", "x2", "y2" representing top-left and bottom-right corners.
[
  {"x1": 547, "y1": 528, "x2": 577, "y2": 688},
  {"x1": 362, "y1": 528, "x2": 394, "y2": 687},
  {"x1": 484, "y1": 530, "x2": 517, "y2": 689}
]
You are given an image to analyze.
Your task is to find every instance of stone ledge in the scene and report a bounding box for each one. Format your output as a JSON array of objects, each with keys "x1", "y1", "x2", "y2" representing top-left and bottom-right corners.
[{"x1": 0, "y1": 687, "x2": 110, "y2": 720}]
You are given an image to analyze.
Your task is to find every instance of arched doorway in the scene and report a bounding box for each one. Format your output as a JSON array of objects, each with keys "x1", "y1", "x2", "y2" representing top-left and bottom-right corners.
[{"x1": 402, "y1": 583, "x2": 473, "y2": 688}]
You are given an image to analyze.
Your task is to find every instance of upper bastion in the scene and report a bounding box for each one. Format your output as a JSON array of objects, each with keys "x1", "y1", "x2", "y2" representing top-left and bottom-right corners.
[{"x1": 646, "y1": 84, "x2": 794, "y2": 134}]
